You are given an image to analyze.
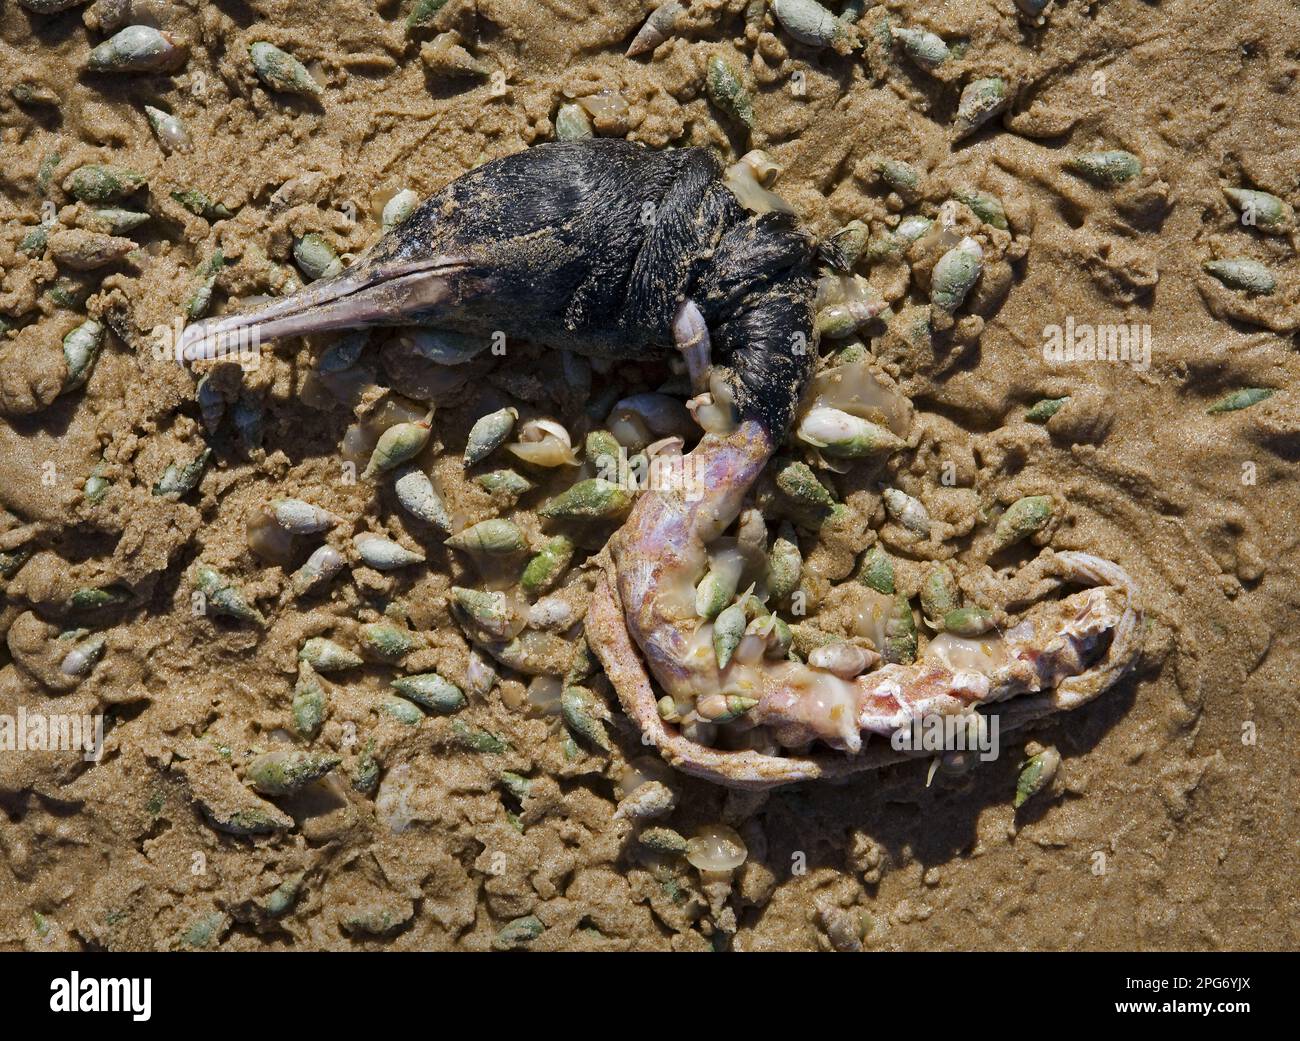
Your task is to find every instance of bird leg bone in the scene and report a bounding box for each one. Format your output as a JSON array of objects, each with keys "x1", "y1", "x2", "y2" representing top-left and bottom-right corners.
[{"x1": 673, "y1": 298, "x2": 711, "y2": 395}]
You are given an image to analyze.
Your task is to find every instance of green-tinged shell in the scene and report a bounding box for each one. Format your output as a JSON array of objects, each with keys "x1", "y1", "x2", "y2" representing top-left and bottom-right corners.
[
  {"x1": 464, "y1": 406, "x2": 517, "y2": 465},
  {"x1": 62, "y1": 319, "x2": 105, "y2": 391},
  {"x1": 474, "y1": 468, "x2": 534, "y2": 502},
  {"x1": 171, "y1": 189, "x2": 233, "y2": 220},
  {"x1": 204, "y1": 803, "x2": 293, "y2": 836},
  {"x1": 351, "y1": 750, "x2": 380, "y2": 795},
  {"x1": 247, "y1": 750, "x2": 341, "y2": 797},
  {"x1": 291, "y1": 662, "x2": 327, "y2": 737},
  {"x1": 638, "y1": 826, "x2": 688, "y2": 855},
  {"x1": 65, "y1": 164, "x2": 146, "y2": 203},
  {"x1": 87, "y1": 25, "x2": 187, "y2": 73},
  {"x1": 952, "y1": 77, "x2": 1008, "y2": 140},
  {"x1": 354, "y1": 532, "x2": 425, "y2": 569},
  {"x1": 363, "y1": 415, "x2": 433, "y2": 477},
  {"x1": 78, "y1": 207, "x2": 151, "y2": 235},
  {"x1": 712, "y1": 602, "x2": 747, "y2": 669},
  {"x1": 560, "y1": 686, "x2": 610, "y2": 752},
  {"x1": 19, "y1": 225, "x2": 49, "y2": 257},
  {"x1": 153, "y1": 447, "x2": 212, "y2": 498},
  {"x1": 249, "y1": 41, "x2": 323, "y2": 98},
  {"x1": 143, "y1": 105, "x2": 191, "y2": 153},
  {"x1": 864, "y1": 232, "x2": 902, "y2": 263},
  {"x1": 920, "y1": 564, "x2": 959, "y2": 626},
  {"x1": 36, "y1": 150, "x2": 62, "y2": 195},
  {"x1": 207, "y1": 585, "x2": 266, "y2": 626},
  {"x1": 771, "y1": 0, "x2": 851, "y2": 49},
  {"x1": 393, "y1": 466, "x2": 453, "y2": 533},
  {"x1": 1207, "y1": 387, "x2": 1274, "y2": 414},
  {"x1": 46, "y1": 277, "x2": 91, "y2": 309},
  {"x1": 493, "y1": 914, "x2": 544, "y2": 950},
  {"x1": 1222, "y1": 187, "x2": 1293, "y2": 233},
  {"x1": 820, "y1": 220, "x2": 870, "y2": 271},
  {"x1": 381, "y1": 189, "x2": 420, "y2": 230},
  {"x1": 451, "y1": 587, "x2": 515, "y2": 639},
  {"x1": 186, "y1": 249, "x2": 226, "y2": 320},
  {"x1": 944, "y1": 606, "x2": 995, "y2": 637},
  {"x1": 1014, "y1": 746, "x2": 1060, "y2": 808},
  {"x1": 565, "y1": 636, "x2": 596, "y2": 687},
  {"x1": 763, "y1": 620, "x2": 795, "y2": 661},
  {"x1": 195, "y1": 565, "x2": 266, "y2": 625},
  {"x1": 857, "y1": 545, "x2": 894, "y2": 594},
  {"x1": 293, "y1": 233, "x2": 342, "y2": 281},
  {"x1": 299, "y1": 636, "x2": 363, "y2": 672},
  {"x1": 584, "y1": 429, "x2": 622, "y2": 469},
  {"x1": 955, "y1": 188, "x2": 1008, "y2": 230},
  {"x1": 796, "y1": 406, "x2": 905, "y2": 458},
  {"x1": 555, "y1": 103, "x2": 594, "y2": 141},
  {"x1": 407, "y1": 0, "x2": 451, "y2": 29},
  {"x1": 992, "y1": 495, "x2": 1053, "y2": 550},
  {"x1": 1025, "y1": 396, "x2": 1068, "y2": 423},
  {"x1": 774, "y1": 459, "x2": 835, "y2": 510},
  {"x1": 1064, "y1": 150, "x2": 1141, "y2": 187},
  {"x1": 500, "y1": 771, "x2": 532, "y2": 800},
  {"x1": 891, "y1": 26, "x2": 949, "y2": 71},
  {"x1": 695, "y1": 564, "x2": 739, "y2": 621},
  {"x1": 378, "y1": 697, "x2": 423, "y2": 725},
  {"x1": 179, "y1": 912, "x2": 227, "y2": 949},
  {"x1": 392, "y1": 673, "x2": 466, "y2": 715},
  {"x1": 765, "y1": 523, "x2": 802, "y2": 600},
  {"x1": 1203, "y1": 258, "x2": 1276, "y2": 295},
  {"x1": 930, "y1": 236, "x2": 983, "y2": 314},
  {"x1": 883, "y1": 595, "x2": 917, "y2": 665},
  {"x1": 539, "y1": 478, "x2": 633, "y2": 521},
  {"x1": 446, "y1": 518, "x2": 526, "y2": 556},
  {"x1": 706, "y1": 54, "x2": 754, "y2": 131},
  {"x1": 896, "y1": 215, "x2": 933, "y2": 244},
  {"x1": 48, "y1": 228, "x2": 135, "y2": 270},
  {"x1": 84, "y1": 467, "x2": 111, "y2": 504},
  {"x1": 817, "y1": 290, "x2": 886, "y2": 339},
  {"x1": 451, "y1": 719, "x2": 510, "y2": 753},
  {"x1": 360, "y1": 621, "x2": 425, "y2": 662},
  {"x1": 875, "y1": 158, "x2": 921, "y2": 197},
  {"x1": 69, "y1": 586, "x2": 128, "y2": 612},
  {"x1": 697, "y1": 693, "x2": 758, "y2": 723},
  {"x1": 882, "y1": 487, "x2": 930, "y2": 538},
  {"x1": 521, "y1": 535, "x2": 575, "y2": 597},
  {"x1": 265, "y1": 876, "x2": 303, "y2": 916}
]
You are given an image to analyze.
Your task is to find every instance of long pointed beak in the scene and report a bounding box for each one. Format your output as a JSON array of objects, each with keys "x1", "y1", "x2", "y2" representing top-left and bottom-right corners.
[{"x1": 177, "y1": 254, "x2": 469, "y2": 362}]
